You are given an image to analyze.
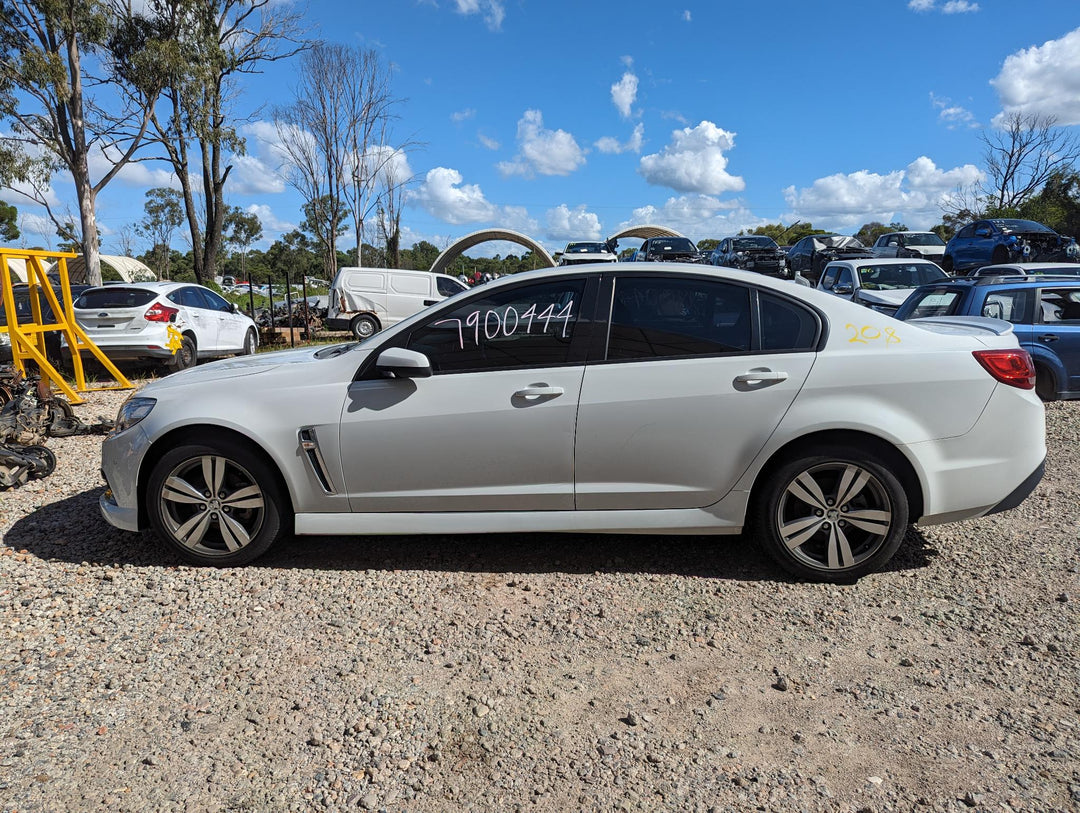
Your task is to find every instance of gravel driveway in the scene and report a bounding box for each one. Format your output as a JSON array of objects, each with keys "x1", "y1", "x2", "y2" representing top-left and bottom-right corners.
[{"x1": 1, "y1": 386, "x2": 1077, "y2": 812}]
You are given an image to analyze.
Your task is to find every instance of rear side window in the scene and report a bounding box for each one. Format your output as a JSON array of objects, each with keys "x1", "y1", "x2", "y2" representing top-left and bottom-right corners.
[
  {"x1": 980, "y1": 290, "x2": 1031, "y2": 323},
  {"x1": 759, "y1": 293, "x2": 819, "y2": 351},
  {"x1": 74, "y1": 288, "x2": 157, "y2": 309},
  {"x1": 606, "y1": 276, "x2": 751, "y2": 360},
  {"x1": 1039, "y1": 288, "x2": 1080, "y2": 323},
  {"x1": 436, "y1": 277, "x2": 467, "y2": 298},
  {"x1": 905, "y1": 288, "x2": 963, "y2": 319}
]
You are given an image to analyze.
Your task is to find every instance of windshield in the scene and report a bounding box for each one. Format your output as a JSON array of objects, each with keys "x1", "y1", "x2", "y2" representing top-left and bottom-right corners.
[
  {"x1": 857, "y1": 263, "x2": 948, "y2": 290},
  {"x1": 732, "y1": 236, "x2": 778, "y2": 250},
  {"x1": 565, "y1": 242, "x2": 608, "y2": 254},
  {"x1": 649, "y1": 238, "x2": 697, "y2": 253},
  {"x1": 992, "y1": 219, "x2": 1054, "y2": 233},
  {"x1": 903, "y1": 233, "x2": 946, "y2": 247}
]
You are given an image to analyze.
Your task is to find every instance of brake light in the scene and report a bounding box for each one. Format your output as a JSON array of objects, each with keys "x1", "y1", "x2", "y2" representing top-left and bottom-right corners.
[
  {"x1": 972, "y1": 349, "x2": 1035, "y2": 389},
  {"x1": 144, "y1": 302, "x2": 179, "y2": 323}
]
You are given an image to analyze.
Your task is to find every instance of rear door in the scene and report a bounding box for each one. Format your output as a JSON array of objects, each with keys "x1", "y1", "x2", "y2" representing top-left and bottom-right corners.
[
  {"x1": 167, "y1": 287, "x2": 216, "y2": 352},
  {"x1": 1033, "y1": 285, "x2": 1080, "y2": 393},
  {"x1": 574, "y1": 273, "x2": 818, "y2": 510},
  {"x1": 199, "y1": 287, "x2": 246, "y2": 351}
]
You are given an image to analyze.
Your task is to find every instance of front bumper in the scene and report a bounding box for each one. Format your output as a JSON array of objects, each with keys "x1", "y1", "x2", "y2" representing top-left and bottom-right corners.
[{"x1": 98, "y1": 424, "x2": 153, "y2": 532}]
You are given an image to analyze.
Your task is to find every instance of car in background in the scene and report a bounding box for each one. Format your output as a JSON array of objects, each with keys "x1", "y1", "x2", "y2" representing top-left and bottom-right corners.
[
  {"x1": 631, "y1": 236, "x2": 703, "y2": 263},
  {"x1": 870, "y1": 231, "x2": 947, "y2": 262},
  {"x1": 817, "y1": 259, "x2": 948, "y2": 315},
  {"x1": 99, "y1": 263, "x2": 1045, "y2": 583},
  {"x1": 895, "y1": 273, "x2": 1080, "y2": 401},
  {"x1": 1, "y1": 282, "x2": 92, "y2": 364},
  {"x1": 557, "y1": 241, "x2": 617, "y2": 266},
  {"x1": 69, "y1": 282, "x2": 258, "y2": 371},
  {"x1": 710, "y1": 235, "x2": 787, "y2": 277},
  {"x1": 972, "y1": 262, "x2": 1080, "y2": 278},
  {"x1": 785, "y1": 234, "x2": 873, "y2": 284},
  {"x1": 942, "y1": 219, "x2": 1080, "y2": 275}
]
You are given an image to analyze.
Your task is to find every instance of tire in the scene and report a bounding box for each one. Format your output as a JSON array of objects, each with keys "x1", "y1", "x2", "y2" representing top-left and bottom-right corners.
[
  {"x1": 242, "y1": 328, "x2": 258, "y2": 356},
  {"x1": 168, "y1": 335, "x2": 197, "y2": 373},
  {"x1": 24, "y1": 445, "x2": 55, "y2": 479},
  {"x1": 992, "y1": 246, "x2": 1010, "y2": 265},
  {"x1": 941, "y1": 255, "x2": 954, "y2": 275},
  {"x1": 753, "y1": 446, "x2": 909, "y2": 582},
  {"x1": 146, "y1": 439, "x2": 288, "y2": 566},
  {"x1": 1035, "y1": 365, "x2": 1057, "y2": 402},
  {"x1": 350, "y1": 314, "x2": 380, "y2": 340}
]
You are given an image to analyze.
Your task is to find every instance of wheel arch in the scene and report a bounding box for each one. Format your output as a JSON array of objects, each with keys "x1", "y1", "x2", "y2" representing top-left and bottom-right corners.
[
  {"x1": 748, "y1": 429, "x2": 924, "y2": 522},
  {"x1": 136, "y1": 424, "x2": 295, "y2": 532}
]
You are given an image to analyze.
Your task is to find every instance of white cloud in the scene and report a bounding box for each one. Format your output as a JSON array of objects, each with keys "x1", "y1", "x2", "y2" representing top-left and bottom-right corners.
[
  {"x1": 929, "y1": 92, "x2": 979, "y2": 129},
  {"x1": 638, "y1": 121, "x2": 745, "y2": 195},
  {"x1": 453, "y1": 0, "x2": 505, "y2": 30},
  {"x1": 991, "y1": 27, "x2": 1080, "y2": 126},
  {"x1": 682, "y1": 10, "x2": 691, "y2": 21},
  {"x1": 941, "y1": 1, "x2": 978, "y2": 12},
  {"x1": 450, "y1": 108, "x2": 476, "y2": 123},
  {"x1": 477, "y1": 133, "x2": 500, "y2": 150},
  {"x1": 782, "y1": 156, "x2": 983, "y2": 231},
  {"x1": 244, "y1": 204, "x2": 296, "y2": 245},
  {"x1": 611, "y1": 71, "x2": 639, "y2": 119},
  {"x1": 228, "y1": 153, "x2": 286, "y2": 195},
  {"x1": 545, "y1": 204, "x2": 602, "y2": 241},
  {"x1": 412, "y1": 167, "x2": 497, "y2": 225},
  {"x1": 496, "y1": 110, "x2": 586, "y2": 178},
  {"x1": 907, "y1": 0, "x2": 934, "y2": 11},
  {"x1": 595, "y1": 123, "x2": 645, "y2": 155},
  {"x1": 616, "y1": 194, "x2": 764, "y2": 243}
]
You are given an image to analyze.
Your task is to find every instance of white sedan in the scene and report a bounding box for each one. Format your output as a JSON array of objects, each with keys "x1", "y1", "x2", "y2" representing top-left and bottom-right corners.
[
  {"x1": 817, "y1": 259, "x2": 949, "y2": 315},
  {"x1": 99, "y1": 263, "x2": 1045, "y2": 581},
  {"x1": 72, "y1": 282, "x2": 258, "y2": 371}
]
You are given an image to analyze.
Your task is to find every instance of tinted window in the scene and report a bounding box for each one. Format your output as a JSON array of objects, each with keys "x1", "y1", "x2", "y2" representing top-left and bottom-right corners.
[
  {"x1": 1039, "y1": 288, "x2": 1080, "y2": 323},
  {"x1": 436, "y1": 276, "x2": 467, "y2": 298},
  {"x1": 836, "y1": 268, "x2": 853, "y2": 288},
  {"x1": 760, "y1": 293, "x2": 819, "y2": 351},
  {"x1": 955, "y1": 225, "x2": 975, "y2": 240},
  {"x1": 904, "y1": 287, "x2": 963, "y2": 319},
  {"x1": 202, "y1": 288, "x2": 233, "y2": 312},
  {"x1": 820, "y1": 266, "x2": 839, "y2": 289},
  {"x1": 980, "y1": 290, "x2": 1031, "y2": 323},
  {"x1": 406, "y1": 278, "x2": 586, "y2": 374},
  {"x1": 606, "y1": 276, "x2": 751, "y2": 360},
  {"x1": 74, "y1": 288, "x2": 157, "y2": 309},
  {"x1": 167, "y1": 287, "x2": 210, "y2": 309}
]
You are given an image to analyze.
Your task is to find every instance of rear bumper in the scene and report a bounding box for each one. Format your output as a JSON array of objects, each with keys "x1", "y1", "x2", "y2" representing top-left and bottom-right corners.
[{"x1": 984, "y1": 459, "x2": 1045, "y2": 516}]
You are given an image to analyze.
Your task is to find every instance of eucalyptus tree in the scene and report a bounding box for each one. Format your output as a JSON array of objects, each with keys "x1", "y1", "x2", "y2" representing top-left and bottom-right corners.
[
  {"x1": 136, "y1": 186, "x2": 183, "y2": 279},
  {"x1": 223, "y1": 203, "x2": 260, "y2": 278}
]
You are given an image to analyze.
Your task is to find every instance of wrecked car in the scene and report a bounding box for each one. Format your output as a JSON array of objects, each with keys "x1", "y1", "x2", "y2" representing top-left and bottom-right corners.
[
  {"x1": 557, "y1": 241, "x2": 618, "y2": 266},
  {"x1": 710, "y1": 235, "x2": 788, "y2": 277},
  {"x1": 631, "y1": 236, "x2": 705, "y2": 263},
  {"x1": 943, "y1": 219, "x2": 1080, "y2": 275},
  {"x1": 785, "y1": 234, "x2": 873, "y2": 284}
]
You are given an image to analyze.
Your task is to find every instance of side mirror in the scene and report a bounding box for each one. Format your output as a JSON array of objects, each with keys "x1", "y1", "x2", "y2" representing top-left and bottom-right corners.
[
  {"x1": 230, "y1": 303, "x2": 239, "y2": 313},
  {"x1": 832, "y1": 284, "x2": 854, "y2": 295},
  {"x1": 376, "y1": 347, "x2": 432, "y2": 379}
]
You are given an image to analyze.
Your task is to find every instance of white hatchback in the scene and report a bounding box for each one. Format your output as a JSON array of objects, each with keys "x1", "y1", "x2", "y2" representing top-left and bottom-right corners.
[
  {"x1": 72, "y1": 282, "x2": 258, "y2": 371},
  {"x1": 99, "y1": 263, "x2": 1046, "y2": 581}
]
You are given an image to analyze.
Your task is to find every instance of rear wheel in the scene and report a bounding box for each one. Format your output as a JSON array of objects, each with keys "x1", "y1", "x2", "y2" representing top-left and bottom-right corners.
[
  {"x1": 1035, "y1": 365, "x2": 1057, "y2": 402},
  {"x1": 146, "y1": 439, "x2": 287, "y2": 566},
  {"x1": 753, "y1": 446, "x2": 909, "y2": 582},
  {"x1": 350, "y1": 314, "x2": 380, "y2": 340},
  {"x1": 168, "y1": 335, "x2": 197, "y2": 373}
]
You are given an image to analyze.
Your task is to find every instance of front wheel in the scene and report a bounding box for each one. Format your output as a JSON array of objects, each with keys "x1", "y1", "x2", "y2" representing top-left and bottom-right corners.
[
  {"x1": 146, "y1": 439, "x2": 288, "y2": 566},
  {"x1": 242, "y1": 328, "x2": 258, "y2": 356},
  {"x1": 753, "y1": 447, "x2": 909, "y2": 582}
]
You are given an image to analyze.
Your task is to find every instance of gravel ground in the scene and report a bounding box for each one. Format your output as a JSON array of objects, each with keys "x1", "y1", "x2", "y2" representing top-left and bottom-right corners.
[{"x1": 0, "y1": 385, "x2": 1077, "y2": 812}]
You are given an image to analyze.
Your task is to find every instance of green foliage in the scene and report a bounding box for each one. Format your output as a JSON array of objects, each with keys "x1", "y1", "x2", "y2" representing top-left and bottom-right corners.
[
  {"x1": 747, "y1": 222, "x2": 828, "y2": 245},
  {"x1": 854, "y1": 221, "x2": 908, "y2": 246},
  {"x1": 696, "y1": 238, "x2": 719, "y2": 253},
  {"x1": 0, "y1": 200, "x2": 18, "y2": 242}
]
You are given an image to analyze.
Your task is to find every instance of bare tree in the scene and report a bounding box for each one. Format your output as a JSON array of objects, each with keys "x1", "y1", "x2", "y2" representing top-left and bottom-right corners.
[
  {"x1": 0, "y1": 0, "x2": 162, "y2": 284},
  {"x1": 376, "y1": 147, "x2": 413, "y2": 270},
  {"x1": 981, "y1": 112, "x2": 1080, "y2": 212},
  {"x1": 274, "y1": 43, "x2": 400, "y2": 277}
]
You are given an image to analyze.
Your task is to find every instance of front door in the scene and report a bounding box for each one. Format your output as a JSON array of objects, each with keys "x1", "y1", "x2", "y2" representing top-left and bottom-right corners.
[{"x1": 338, "y1": 275, "x2": 595, "y2": 512}]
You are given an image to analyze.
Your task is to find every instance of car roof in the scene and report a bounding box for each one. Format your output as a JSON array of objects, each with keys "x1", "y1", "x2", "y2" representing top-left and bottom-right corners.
[
  {"x1": 977, "y1": 263, "x2": 1080, "y2": 271},
  {"x1": 824, "y1": 257, "x2": 941, "y2": 267}
]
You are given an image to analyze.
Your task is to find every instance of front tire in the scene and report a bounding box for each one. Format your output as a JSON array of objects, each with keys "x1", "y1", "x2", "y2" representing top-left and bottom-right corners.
[
  {"x1": 753, "y1": 446, "x2": 909, "y2": 582},
  {"x1": 146, "y1": 439, "x2": 288, "y2": 566},
  {"x1": 242, "y1": 328, "x2": 258, "y2": 356}
]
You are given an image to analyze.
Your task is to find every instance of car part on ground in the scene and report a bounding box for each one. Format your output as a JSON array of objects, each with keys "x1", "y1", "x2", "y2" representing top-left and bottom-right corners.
[
  {"x1": 99, "y1": 262, "x2": 1046, "y2": 581},
  {"x1": 943, "y1": 219, "x2": 1080, "y2": 275}
]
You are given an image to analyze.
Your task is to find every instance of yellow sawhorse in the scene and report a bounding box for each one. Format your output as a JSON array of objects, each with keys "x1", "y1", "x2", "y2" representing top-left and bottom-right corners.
[{"x1": 0, "y1": 249, "x2": 133, "y2": 404}]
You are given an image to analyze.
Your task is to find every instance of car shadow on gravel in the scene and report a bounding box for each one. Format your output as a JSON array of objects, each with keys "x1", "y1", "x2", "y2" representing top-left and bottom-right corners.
[{"x1": 4, "y1": 489, "x2": 939, "y2": 582}]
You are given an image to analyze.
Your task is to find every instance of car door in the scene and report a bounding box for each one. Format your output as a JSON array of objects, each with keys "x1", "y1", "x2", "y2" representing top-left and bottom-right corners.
[
  {"x1": 199, "y1": 287, "x2": 246, "y2": 351},
  {"x1": 574, "y1": 274, "x2": 818, "y2": 510},
  {"x1": 338, "y1": 275, "x2": 597, "y2": 512},
  {"x1": 167, "y1": 287, "x2": 217, "y2": 353},
  {"x1": 1033, "y1": 285, "x2": 1080, "y2": 393}
]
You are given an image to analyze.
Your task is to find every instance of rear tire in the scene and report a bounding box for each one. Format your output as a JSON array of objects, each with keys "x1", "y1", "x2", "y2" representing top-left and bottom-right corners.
[
  {"x1": 350, "y1": 314, "x2": 380, "y2": 340},
  {"x1": 168, "y1": 335, "x2": 197, "y2": 373},
  {"x1": 753, "y1": 445, "x2": 909, "y2": 582}
]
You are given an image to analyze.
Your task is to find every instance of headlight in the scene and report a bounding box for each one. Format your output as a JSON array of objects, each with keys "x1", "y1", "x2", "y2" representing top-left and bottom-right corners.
[{"x1": 115, "y1": 396, "x2": 156, "y2": 433}]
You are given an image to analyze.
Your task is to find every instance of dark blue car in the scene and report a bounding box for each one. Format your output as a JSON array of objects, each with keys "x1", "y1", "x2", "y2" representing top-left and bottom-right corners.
[
  {"x1": 895, "y1": 274, "x2": 1080, "y2": 400},
  {"x1": 942, "y1": 218, "x2": 1079, "y2": 275}
]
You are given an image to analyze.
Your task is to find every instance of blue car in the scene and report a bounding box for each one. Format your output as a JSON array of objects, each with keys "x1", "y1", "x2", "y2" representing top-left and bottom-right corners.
[
  {"x1": 894, "y1": 274, "x2": 1080, "y2": 400},
  {"x1": 942, "y1": 218, "x2": 1079, "y2": 275}
]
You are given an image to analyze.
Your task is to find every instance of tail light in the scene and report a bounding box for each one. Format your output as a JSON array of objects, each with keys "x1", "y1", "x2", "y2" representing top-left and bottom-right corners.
[
  {"x1": 972, "y1": 349, "x2": 1035, "y2": 389},
  {"x1": 144, "y1": 302, "x2": 179, "y2": 323}
]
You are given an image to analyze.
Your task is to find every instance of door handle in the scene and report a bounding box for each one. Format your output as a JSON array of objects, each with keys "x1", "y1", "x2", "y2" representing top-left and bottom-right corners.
[
  {"x1": 514, "y1": 385, "x2": 564, "y2": 398},
  {"x1": 1038, "y1": 334, "x2": 1060, "y2": 342},
  {"x1": 735, "y1": 370, "x2": 789, "y2": 384},
  {"x1": 423, "y1": 299, "x2": 438, "y2": 306}
]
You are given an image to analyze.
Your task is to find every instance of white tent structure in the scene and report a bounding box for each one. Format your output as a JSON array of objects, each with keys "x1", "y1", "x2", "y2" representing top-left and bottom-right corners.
[{"x1": 51, "y1": 255, "x2": 157, "y2": 284}]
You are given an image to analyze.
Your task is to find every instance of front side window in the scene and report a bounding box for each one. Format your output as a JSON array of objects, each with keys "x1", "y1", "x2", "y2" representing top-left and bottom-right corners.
[
  {"x1": 406, "y1": 278, "x2": 587, "y2": 373},
  {"x1": 836, "y1": 268, "x2": 854, "y2": 289},
  {"x1": 201, "y1": 288, "x2": 233, "y2": 312},
  {"x1": 436, "y1": 277, "x2": 467, "y2": 298},
  {"x1": 606, "y1": 276, "x2": 751, "y2": 360},
  {"x1": 820, "y1": 266, "x2": 839, "y2": 289}
]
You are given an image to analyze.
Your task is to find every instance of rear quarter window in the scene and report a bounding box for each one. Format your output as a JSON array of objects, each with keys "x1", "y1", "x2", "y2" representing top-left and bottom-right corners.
[
  {"x1": 905, "y1": 288, "x2": 963, "y2": 319},
  {"x1": 74, "y1": 288, "x2": 157, "y2": 309}
]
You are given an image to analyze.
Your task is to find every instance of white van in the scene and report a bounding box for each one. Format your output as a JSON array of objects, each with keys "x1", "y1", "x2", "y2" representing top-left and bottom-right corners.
[{"x1": 324, "y1": 267, "x2": 469, "y2": 339}]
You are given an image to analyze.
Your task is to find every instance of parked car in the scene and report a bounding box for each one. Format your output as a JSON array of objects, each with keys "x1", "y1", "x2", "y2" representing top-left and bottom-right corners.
[
  {"x1": 99, "y1": 262, "x2": 1045, "y2": 582},
  {"x1": 942, "y1": 219, "x2": 1080, "y2": 275},
  {"x1": 817, "y1": 259, "x2": 948, "y2": 315},
  {"x1": 971, "y1": 262, "x2": 1080, "y2": 278},
  {"x1": 710, "y1": 235, "x2": 787, "y2": 277},
  {"x1": 785, "y1": 234, "x2": 873, "y2": 284},
  {"x1": 69, "y1": 282, "x2": 258, "y2": 371},
  {"x1": 870, "y1": 231, "x2": 947, "y2": 262},
  {"x1": 324, "y1": 266, "x2": 469, "y2": 339},
  {"x1": 630, "y1": 236, "x2": 703, "y2": 263},
  {"x1": 557, "y1": 241, "x2": 617, "y2": 266},
  {"x1": 0, "y1": 282, "x2": 91, "y2": 364},
  {"x1": 895, "y1": 273, "x2": 1080, "y2": 401}
]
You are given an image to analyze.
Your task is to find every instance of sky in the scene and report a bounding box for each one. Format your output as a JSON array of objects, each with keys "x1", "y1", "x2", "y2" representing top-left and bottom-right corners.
[{"x1": 5, "y1": 0, "x2": 1080, "y2": 261}]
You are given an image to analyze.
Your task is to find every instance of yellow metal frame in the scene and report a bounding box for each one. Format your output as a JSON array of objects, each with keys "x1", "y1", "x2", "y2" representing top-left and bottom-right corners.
[{"x1": 0, "y1": 249, "x2": 133, "y2": 404}]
